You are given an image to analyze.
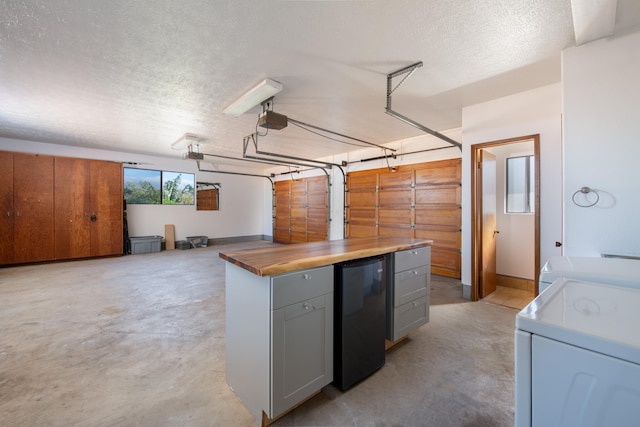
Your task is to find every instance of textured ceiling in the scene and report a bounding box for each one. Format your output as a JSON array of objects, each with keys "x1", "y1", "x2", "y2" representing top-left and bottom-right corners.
[{"x1": 1, "y1": 0, "x2": 639, "y2": 170}]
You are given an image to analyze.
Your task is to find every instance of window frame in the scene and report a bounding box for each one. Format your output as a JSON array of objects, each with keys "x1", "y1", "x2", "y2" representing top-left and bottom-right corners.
[
  {"x1": 124, "y1": 167, "x2": 195, "y2": 205},
  {"x1": 505, "y1": 154, "x2": 535, "y2": 214}
]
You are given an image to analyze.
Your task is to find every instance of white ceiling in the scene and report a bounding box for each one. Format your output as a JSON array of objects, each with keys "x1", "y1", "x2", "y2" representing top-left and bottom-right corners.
[{"x1": 1, "y1": 0, "x2": 639, "y2": 170}]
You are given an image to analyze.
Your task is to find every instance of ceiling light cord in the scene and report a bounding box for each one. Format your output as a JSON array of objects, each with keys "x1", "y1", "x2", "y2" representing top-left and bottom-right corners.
[
  {"x1": 289, "y1": 120, "x2": 370, "y2": 148},
  {"x1": 287, "y1": 117, "x2": 396, "y2": 152}
]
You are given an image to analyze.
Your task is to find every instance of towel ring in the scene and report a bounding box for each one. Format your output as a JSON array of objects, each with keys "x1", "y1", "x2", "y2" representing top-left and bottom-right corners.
[{"x1": 572, "y1": 186, "x2": 599, "y2": 208}]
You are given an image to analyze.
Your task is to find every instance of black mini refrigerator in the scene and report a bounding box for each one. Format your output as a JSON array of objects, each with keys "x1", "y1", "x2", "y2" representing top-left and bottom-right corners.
[{"x1": 334, "y1": 255, "x2": 387, "y2": 390}]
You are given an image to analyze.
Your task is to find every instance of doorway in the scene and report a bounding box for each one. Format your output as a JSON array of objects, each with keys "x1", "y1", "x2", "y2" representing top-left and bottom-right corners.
[{"x1": 471, "y1": 135, "x2": 540, "y2": 303}]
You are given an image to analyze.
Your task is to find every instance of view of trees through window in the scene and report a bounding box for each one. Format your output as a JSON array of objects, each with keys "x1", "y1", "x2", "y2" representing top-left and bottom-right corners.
[{"x1": 124, "y1": 168, "x2": 195, "y2": 205}]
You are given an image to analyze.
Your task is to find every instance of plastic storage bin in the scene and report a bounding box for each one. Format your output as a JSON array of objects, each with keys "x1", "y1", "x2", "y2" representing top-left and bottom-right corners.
[
  {"x1": 130, "y1": 236, "x2": 162, "y2": 254},
  {"x1": 186, "y1": 236, "x2": 208, "y2": 248},
  {"x1": 175, "y1": 240, "x2": 192, "y2": 250}
]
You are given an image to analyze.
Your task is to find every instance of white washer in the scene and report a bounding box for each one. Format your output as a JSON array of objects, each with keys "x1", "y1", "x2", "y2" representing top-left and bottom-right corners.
[
  {"x1": 539, "y1": 256, "x2": 640, "y2": 293},
  {"x1": 515, "y1": 278, "x2": 640, "y2": 427}
]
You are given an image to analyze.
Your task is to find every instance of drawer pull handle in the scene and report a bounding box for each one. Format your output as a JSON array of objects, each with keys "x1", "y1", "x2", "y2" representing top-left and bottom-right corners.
[
  {"x1": 412, "y1": 250, "x2": 419, "y2": 255},
  {"x1": 303, "y1": 273, "x2": 310, "y2": 280},
  {"x1": 413, "y1": 270, "x2": 418, "y2": 275},
  {"x1": 413, "y1": 301, "x2": 419, "y2": 306},
  {"x1": 303, "y1": 302, "x2": 310, "y2": 310}
]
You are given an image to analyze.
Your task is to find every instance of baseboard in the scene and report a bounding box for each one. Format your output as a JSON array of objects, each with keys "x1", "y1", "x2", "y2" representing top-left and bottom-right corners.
[
  {"x1": 462, "y1": 284, "x2": 471, "y2": 300},
  {"x1": 207, "y1": 235, "x2": 273, "y2": 246},
  {"x1": 496, "y1": 274, "x2": 534, "y2": 292}
]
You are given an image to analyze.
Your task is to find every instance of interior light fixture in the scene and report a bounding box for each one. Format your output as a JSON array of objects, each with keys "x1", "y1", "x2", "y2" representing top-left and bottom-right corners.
[
  {"x1": 223, "y1": 78, "x2": 283, "y2": 117},
  {"x1": 172, "y1": 132, "x2": 207, "y2": 150}
]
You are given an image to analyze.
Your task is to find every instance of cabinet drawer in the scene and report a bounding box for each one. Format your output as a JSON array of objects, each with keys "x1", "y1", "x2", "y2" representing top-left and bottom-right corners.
[
  {"x1": 394, "y1": 246, "x2": 431, "y2": 272},
  {"x1": 272, "y1": 265, "x2": 333, "y2": 309},
  {"x1": 392, "y1": 295, "x2": 429, "y2": 340},
  {"x1": 394, "y1": 265, "x2": 429, "y2": 306}
]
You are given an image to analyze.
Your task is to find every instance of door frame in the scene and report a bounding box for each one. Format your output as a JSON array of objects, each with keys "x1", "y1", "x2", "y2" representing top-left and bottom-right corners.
[{"x1": 471, "y1": 135, "x2": 541, "y2": 301}]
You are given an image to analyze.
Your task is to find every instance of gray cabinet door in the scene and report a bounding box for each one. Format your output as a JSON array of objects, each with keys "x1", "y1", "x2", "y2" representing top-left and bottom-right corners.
[{"x1": 271, "y1": 292, "x2": 333, "y2": 417}]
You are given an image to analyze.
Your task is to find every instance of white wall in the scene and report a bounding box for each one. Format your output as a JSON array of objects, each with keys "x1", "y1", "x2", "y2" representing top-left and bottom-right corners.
[
  {"x1": 489, "y1": 142, "x2": 535, "y2": 280},
  {"x1": 461, "y1": 83, "x2": 563, "y2": 296},
  {"x1": 1, "y1": 138, "x2": 267, "y2": 242},
  {"x1": 562, "y1": 30, "x2": 640, "y2": 257}
]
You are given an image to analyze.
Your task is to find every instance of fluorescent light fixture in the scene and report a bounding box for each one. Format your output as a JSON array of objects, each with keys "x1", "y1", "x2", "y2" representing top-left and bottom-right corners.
[
  {"x1": 223, "y1": 78, "x2": 283, "y2": 117},
  {"x1": 172, "y1": 133, "x2": 207, "y2": 150}
]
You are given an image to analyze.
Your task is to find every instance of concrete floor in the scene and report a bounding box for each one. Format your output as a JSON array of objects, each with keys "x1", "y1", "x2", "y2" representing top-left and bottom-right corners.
[{"x1": 0, "y1": 241, "x2": 519, "y2": 427}]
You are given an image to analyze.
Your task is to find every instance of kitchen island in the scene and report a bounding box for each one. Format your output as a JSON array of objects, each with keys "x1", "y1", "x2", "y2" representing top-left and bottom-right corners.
[{"x1": 220, "y1": 236, "x2": 432, "y2": 426}]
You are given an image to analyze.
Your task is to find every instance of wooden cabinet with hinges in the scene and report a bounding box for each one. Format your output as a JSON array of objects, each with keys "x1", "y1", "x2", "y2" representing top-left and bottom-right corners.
[{"x1": 0, "y1": 151, "x2": 122, "y2": 265}]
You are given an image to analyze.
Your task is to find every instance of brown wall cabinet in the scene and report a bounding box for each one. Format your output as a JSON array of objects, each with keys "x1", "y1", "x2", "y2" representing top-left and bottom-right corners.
[
  {"x1": 2, "y1": 152, "x2": 56, "y2": 264},
  {"x1": 0, "y1": 151, "x2": 123, "y2": 265},
  {"x1": 273, "y1": 176, "x2": 329, "y2": 244},
  {"x1": 346, "y1": 159, "x2": 462, "y2": 278}
]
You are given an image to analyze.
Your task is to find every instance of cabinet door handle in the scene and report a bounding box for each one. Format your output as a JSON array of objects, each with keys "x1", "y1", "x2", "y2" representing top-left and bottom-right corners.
[
  {"x1": 413, "y1": 270, "x2": 419, "y2": 275},
  {"x1": 90, "y1": 214, "x2": 97, "y2": 222},
  {"x1": 412, "y1": 300, "x2": 419, "y2": 306},
  {"x1": 302, "y1": 273, "x2": 310, "y2": 280}
]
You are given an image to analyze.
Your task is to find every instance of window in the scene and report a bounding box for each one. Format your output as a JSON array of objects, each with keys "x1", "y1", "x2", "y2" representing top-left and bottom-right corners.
[
  {"x1": 124, "y1": 168, "x2": 194, "y2": 205},
  {"x1": 506, "y1": 155, "x2": 535, "y2": 213},
  {"x1": 162, "y1": 171, "x2": 195, "y2": 205}
]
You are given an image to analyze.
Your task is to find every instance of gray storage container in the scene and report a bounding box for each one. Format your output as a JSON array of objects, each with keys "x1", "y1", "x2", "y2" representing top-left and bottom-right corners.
[
  {"x1": 175, "y1": 240, "x2": 192, "y2": 250},
  {"x1": 186, "y1": 236, "x2": 208, "y2": 248},
  {"x1": 130, "y1": 236, "x2": 162, "y2": 254}
]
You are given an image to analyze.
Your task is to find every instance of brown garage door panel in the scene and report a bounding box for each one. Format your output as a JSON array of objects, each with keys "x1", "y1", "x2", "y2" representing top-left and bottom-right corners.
[
  {"x1": 431, "y1": 247, "x2": 461, "y2": 278},
  {"x1": 291, "y1": 180, "x2": 307, "y2": 193},
  {"x1": 415, "y1": 162, "x2": 461, "y2": 185},
  {"x1": 291, "y1": 194, "x2": 307, "y2": 206},
  {"x1": 275, "y1": 191, "x2": 290, "y2": 205},
  {"x1": 275, "y1": 205, "x2": 290, "y2": 217},
  {"x1": 415, "y1": 185, "x2": 461, "y2": 205},
  {"x1": 348, "y1": 224, "x2": 378, "y2": 237},
  {"x1": 274, "y1": 216, "x2": 290, "y2": 227},
  {"x1": 415, "y1": 207, "x2": 461, "y2": 227},
  {"x1": 347, "y1": 191, "x2": 378, "y2": 207},
  {"x1": 378, "y1": 208, "x2": 412, "y2": 224},
  {"x1": 379, "y1": 224, "x2": 413, "y2": 238},
  {"x1": 308, "y1": 193, "x2": 328, "y2": 206},
  {"x1": 379, "y1": 170, "x2": 413, "y2": 188},
  {"x1": 308, "y1": 207, "x2": 328, "y2": 221},
  {"x1": 274, "y1": 228, "x2": 290, "y2": 242},
  {"x1": 290, "y1": 218, "x2": 307, "y2": 230},
  {"x1": 291, "y1": 207, "x2": 307, "y2": 218},
  {"x1": 307, "y1": 233, "x2": 328, "y2": 242},
  {"x1": 415, "y1": 227, "x2": 461, "y2": 249},
  {"x1": 290, "y1": 231, "x2": 308, "y2": 243},
  {"x1": 347, "y1": 173, "x2": 378, "y2": 190},
  {"x1": 307, "y1": 177, "x2": 328, "y2": 192},
  {"x1": 379, "y1": 188, "x2": 412, "y2": 206},
  {"x1": 307, "y1": 220, "x2": 327, "y2": 233},
  {"x1": 348, "y1": 205, "x2": 377, "y2": 220}
]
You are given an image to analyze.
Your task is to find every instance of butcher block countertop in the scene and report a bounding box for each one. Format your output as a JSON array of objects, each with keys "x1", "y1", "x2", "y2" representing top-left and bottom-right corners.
[{"x1": 219, "y1": 236, "x2": 432, "y2": 277}]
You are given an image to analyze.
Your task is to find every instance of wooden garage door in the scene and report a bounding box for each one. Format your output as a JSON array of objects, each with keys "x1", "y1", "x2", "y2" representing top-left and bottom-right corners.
[
  {"x1": 346, "y1": 159, "x2": 461, "y2": 278},
  {"x1": 273, "y1": 176, "x2": 329, "y2": 244}
]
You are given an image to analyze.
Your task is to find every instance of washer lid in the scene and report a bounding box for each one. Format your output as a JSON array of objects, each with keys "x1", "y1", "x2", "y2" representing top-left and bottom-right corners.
[
  {"x1": 517, "y1": 278, "x2": 640, "y2": 364},
  {"x1": 539, "y1": 256, "x2": 640, "y2": 287}
]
